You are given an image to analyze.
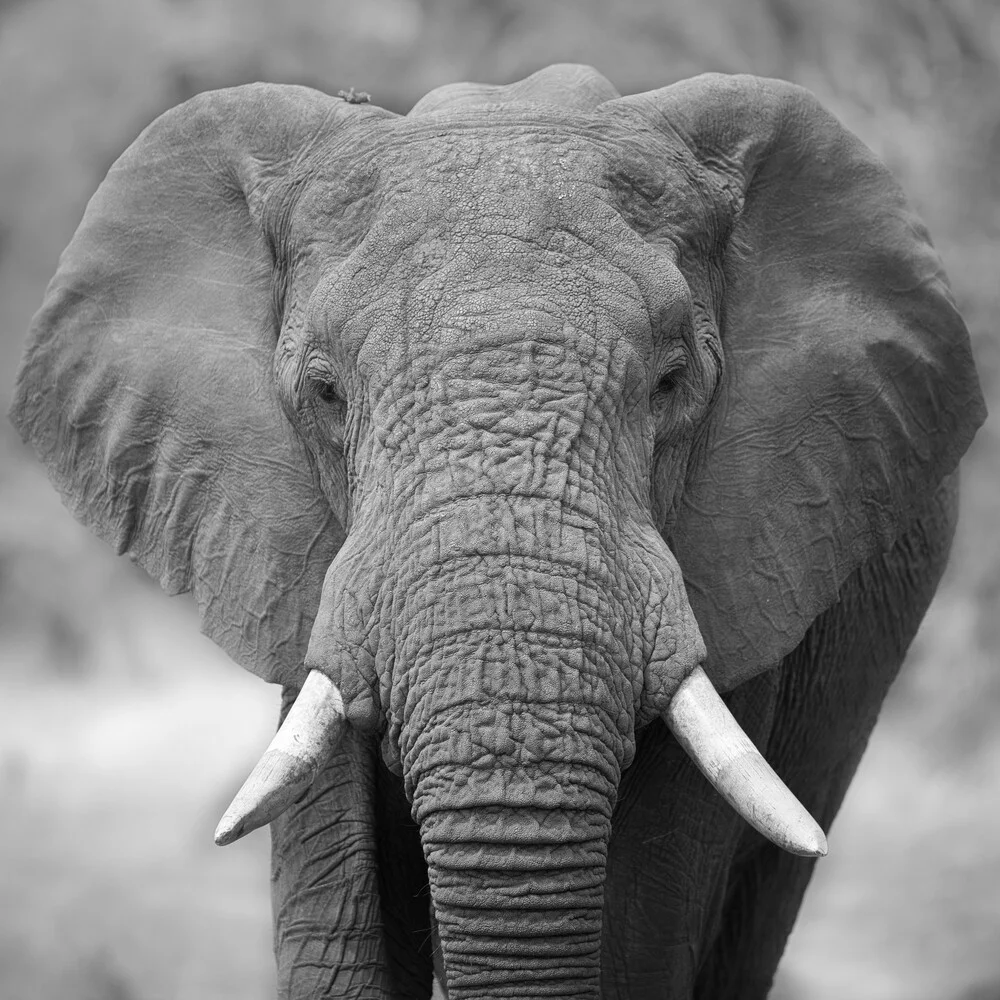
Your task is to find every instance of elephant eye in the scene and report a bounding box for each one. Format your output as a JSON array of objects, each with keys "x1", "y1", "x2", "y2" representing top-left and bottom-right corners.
[
  {"x1": 653, "y1": 361, "x2": 686, "y2": 399},
  {"x1": 314, "y1": 379, "x2": 343, "y2": 405},
  {"x1": 304, "y1": 358, "x2": 346, "y2": 409}
]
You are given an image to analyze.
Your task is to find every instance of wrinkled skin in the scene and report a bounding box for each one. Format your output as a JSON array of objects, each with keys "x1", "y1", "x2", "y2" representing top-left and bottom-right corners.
[{"x1": 10, "y1": 64, "x2": 985, "y2": 999}]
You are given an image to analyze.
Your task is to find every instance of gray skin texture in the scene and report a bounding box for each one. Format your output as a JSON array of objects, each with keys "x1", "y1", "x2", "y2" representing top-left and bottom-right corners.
[{"x1": 10, "y1": 64, "x2": 986, "y2": 999}]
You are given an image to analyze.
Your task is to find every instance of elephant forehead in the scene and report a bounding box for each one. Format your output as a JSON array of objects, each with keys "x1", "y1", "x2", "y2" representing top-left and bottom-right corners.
[
  {"x1": 334, "y1": 170, "x2": 687, "y2": 347},
  {"x1": 371, "y1": 117, "x2": 668, "y2": 240},
  {"x1": 335, "y1": 220, "x2": 677, "y2": 399},
  {"x1": 296, "y1": 111, "x2": 702, "y2": 384},
  {"x1": 287, "y1": 103, "x2": 718, "y2": 279},
  {"x1": 386, "y1": 113, "x2": 627, "y2": 185}
]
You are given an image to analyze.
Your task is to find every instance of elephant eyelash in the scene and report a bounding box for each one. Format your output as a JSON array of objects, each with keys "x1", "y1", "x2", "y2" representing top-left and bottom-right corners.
[
  {"x1": 653, "y1": 362, "x2": 687, "y2": 398},
  {"x1": 314, "y1": 379, "x2": 343, "y2": 405},
  {"x1": 656, "y1": 370, "x2": 682, "y2": 395},
  {"x1": 304, "y1": 358, "x2": 346, "y2": 408}
]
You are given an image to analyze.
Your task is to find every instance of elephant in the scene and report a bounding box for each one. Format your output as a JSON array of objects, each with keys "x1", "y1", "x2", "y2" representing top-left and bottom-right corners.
[{"x1": 10, "y1": 62, "x2": 985, "y2": 999}]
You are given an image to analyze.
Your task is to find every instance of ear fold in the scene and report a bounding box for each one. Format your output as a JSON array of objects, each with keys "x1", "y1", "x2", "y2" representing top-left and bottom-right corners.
[
  {"x1": 10, "y1": 85, "x2": 377, "y2": 686},
  {"x1": 628, "y1": 75, "x2": 985, "y2": 689}
]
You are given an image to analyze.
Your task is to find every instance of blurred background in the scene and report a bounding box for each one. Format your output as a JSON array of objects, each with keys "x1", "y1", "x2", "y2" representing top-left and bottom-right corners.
[{"x1": 0, "y1": 1, "x2": 997, "y2": 997}]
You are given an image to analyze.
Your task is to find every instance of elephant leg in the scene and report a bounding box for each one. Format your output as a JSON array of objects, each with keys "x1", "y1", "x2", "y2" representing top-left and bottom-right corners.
[
  {"x1": 601, "y1": 670, "x2": 782, "y2": 998},
  {"x1": 270, "y1": 687, "x2": 394, "y2": 1000},
  {"x1": 373, "y1": 758, "x2": 435, "y2": 997},
  {"x1": 694, "y1": 478, "x2": 959, "y2": 1000}
]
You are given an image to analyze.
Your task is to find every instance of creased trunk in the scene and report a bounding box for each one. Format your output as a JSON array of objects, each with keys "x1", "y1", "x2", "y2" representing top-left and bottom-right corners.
[
  {"x1": 355, "y1": 444, "x2": 687, "y2": 993},
  {"x1": 406, "y1": 704, "x2": 620, "y2": 999}
]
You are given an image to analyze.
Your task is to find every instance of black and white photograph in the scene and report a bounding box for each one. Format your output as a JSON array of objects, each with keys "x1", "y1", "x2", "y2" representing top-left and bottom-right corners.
[{"x1": 0, "y1": 2, "x2": 996, "y2": 998}]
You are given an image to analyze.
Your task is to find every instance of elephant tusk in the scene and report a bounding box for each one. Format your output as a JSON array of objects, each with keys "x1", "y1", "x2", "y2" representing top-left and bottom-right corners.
[
  {"x1": 214, "y1": 669, "x2": 347, "y2": 846},
  {"x1": 663, "y1": 666, "x2": 828, "y2": 858}
]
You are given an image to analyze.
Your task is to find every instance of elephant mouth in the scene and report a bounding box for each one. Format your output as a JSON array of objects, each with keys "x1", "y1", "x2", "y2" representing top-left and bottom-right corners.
[{"x1": 214, "y1": 664, "x2": 827, "y2": 858}]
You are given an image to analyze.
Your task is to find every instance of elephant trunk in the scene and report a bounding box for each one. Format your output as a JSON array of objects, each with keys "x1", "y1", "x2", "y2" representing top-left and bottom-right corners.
[
  {"x1": 405, "y1": 703, "x2": 619, "y2": 999},
  {"x1": 384, "y1": 519, "x2": 637, "y2": 994}
]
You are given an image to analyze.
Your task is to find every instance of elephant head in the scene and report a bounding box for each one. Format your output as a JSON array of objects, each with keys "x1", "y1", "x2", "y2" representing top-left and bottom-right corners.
[{"x1": 10, "y1": 64, "x2": 984, "y2": 996}]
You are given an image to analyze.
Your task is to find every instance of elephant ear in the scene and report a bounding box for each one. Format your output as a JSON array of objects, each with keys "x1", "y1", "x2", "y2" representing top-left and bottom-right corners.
[
  {"x1": 10, "y1": 84, "x2": 375, "y2": 686},
  {"x1": 630, "y1": 75, "x2": 986, "y2": 689}
]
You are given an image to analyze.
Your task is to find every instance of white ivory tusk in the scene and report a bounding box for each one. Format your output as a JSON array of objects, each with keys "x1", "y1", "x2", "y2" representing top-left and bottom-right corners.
[
  {"x1": 214, "y1": 669, "x2": 347, "y2": 846},
  {"x1": 663, "y1": 666, "x2": 828, "y2": 858}
]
